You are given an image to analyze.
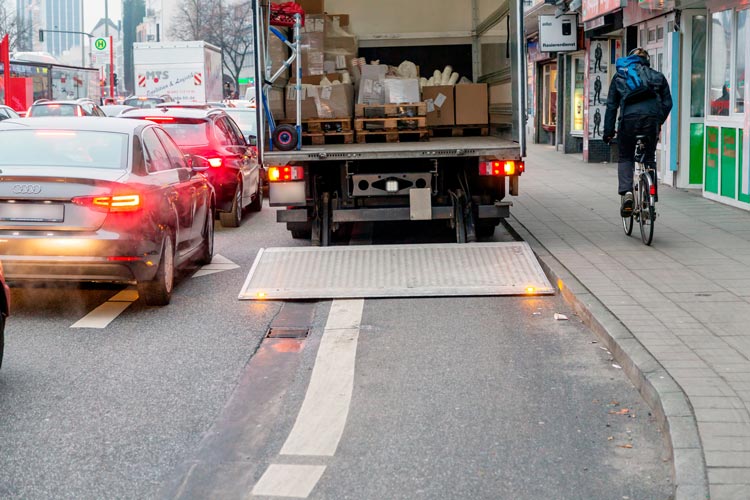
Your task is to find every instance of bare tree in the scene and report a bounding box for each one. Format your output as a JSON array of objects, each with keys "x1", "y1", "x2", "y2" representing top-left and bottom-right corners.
[
  {"x1": 0, "y1": 0, "x2": 32, "y2": 51},
  {"x1": 216, "y1": 2, "x2": 254, "y2": 89},
  {"x1": 170, "y1": 0, "x2": 222, "y2": 42}
]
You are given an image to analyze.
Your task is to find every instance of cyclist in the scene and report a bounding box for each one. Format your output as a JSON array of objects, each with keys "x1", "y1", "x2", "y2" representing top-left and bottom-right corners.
[{"x1": 602, "y1": 48, "x2": 672, "y2": 217}]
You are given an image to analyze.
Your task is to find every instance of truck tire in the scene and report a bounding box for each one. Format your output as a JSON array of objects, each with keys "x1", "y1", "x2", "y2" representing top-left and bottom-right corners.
[
  {"x1": 272, "y1": 124, "x2": 297, "y2": 151},
  {"x1": 476, "y1": 222, "x2": 496, "y2": 239}
]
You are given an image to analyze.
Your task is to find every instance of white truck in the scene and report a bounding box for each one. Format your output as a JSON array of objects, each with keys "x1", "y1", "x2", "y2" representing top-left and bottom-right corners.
[
  {"x1": 251, "y1": 0, "x2": 526, "y2": 245},
  {"x1": 133, "y1": 41, "x2": 223, "y2": 103}
]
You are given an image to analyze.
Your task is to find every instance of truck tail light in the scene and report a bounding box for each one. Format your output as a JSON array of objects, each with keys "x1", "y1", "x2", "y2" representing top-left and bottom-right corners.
[
  {"x1": 268, "y1": 166, "x2": 304, "y2": 182},
  {"x1": 480, "y1": 161, "x2": 523, "y2": 176},
  {"x1": 72, "y1": 194, "x2": 142, "y2": 213}
]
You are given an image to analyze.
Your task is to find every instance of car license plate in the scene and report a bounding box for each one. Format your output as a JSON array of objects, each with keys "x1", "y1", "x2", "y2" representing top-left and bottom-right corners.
[{"x1": 0, "y1": 203, "x2": 64, "y2": 222}]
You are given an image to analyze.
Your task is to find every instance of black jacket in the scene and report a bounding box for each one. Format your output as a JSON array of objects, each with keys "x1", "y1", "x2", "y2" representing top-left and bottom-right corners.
[{"x1": 603, "y1": 57, "x2": 673, "y2": 139}]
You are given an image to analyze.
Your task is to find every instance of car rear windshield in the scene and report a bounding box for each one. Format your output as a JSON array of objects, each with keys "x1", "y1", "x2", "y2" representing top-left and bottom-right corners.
[
  {"x1": 159, "y1": 120, "x2": 211, "y2": 147},
  {"x1": 123, "y1": 98, "x2": 164, "y2": 108},
  {"x1": 0, "y1": 130, "x2": 128, "y2": 169},
  {"x1": 29, "y1": 104, "x2": 79, "y2": 117}
]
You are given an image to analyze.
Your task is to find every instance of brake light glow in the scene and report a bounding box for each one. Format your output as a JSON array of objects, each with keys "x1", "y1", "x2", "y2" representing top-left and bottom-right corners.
[
  {"x1": 650, "y1": 184, "x2": 656, "y2": 196},
  {"x1": 479, "y1": 160, "x2": 524, "y2": 176},
  {"x1": 268, "y1": 166, "x2": 304, "y2": 182},
  {"x1": 145, "y1": 116, "x2": 174, "y2": 122},
  {"x1": 107, "y1": 256, "x2": 143, "y2": 262},
  {"x1": 208, "y1": 158, "x2": 223, "y2": 168},
  {"x1": 72, "y1": 194, "x2": 142, "y2": 212}
]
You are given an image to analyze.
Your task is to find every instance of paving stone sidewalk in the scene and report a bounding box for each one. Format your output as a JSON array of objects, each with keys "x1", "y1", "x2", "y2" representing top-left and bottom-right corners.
[{"x1": 513, "y1": 144, "x2": 750, "y2": 500}]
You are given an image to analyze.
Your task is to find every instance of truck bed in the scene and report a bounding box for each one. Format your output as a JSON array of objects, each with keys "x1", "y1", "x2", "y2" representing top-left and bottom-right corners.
[{"x1": 263, "y1": 136, "x2": 520, "y2": 164}]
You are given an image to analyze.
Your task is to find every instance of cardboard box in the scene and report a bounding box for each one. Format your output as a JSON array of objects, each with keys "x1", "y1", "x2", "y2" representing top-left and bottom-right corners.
[
  {"x1": 268, "y1": 87, "x2": 285, "y2": 120},
  {"x1": 422, "y1": 86, "x2": 455, "y2": 126},
  {"x1": 286, "y1": 74, "x2": 353, "y2": 119},
  {"x1": 315, "y1": 83, "x2": 354, "y2": 118},
  {"x1": 384, "y1": 78, "x2": 420, "y2": 104},
  {"x1": 300, "y1": 15, "x2": 326, "y2": 76},
  {"x1": 455, "y1": 83, "x2": 488, "y2": 125},
  {"x1": 357, "y1": 64, "x2": 388, "y2": 105},
  {"x1": 296, "y1": 0, "x2": 324, "y2": 14}
]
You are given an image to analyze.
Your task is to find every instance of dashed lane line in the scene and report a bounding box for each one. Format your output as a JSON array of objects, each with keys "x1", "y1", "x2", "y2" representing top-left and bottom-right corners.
[
  {"x1": 251, "y1": 464, "x2": 327, "y2": 498},
  {"x1": 70, "y1": 289, "x2": 138, "y2": 328},
  {"x1": 193, "y1": 254, "x2": 240, "y2": 278}
]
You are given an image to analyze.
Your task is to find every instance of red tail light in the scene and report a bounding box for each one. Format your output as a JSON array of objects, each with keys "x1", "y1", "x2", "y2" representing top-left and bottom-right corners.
[
  {"x1": 208, "y1": 158, "x2": 223, "y2": 168},
  {"x1": 144, "y1": 116, "x2": 174, "y2": 122},
  {"x1": 72, "y1": 194, "x2": 142, "y2": 212},
  {"x1": 268, "y1": 166, "x2": 304, "y2": 182},
  {"x1": 650, "y1": 184, "x2": 656, "y2": 196},
  {"x1": 479, "y1": 161, "x2": 523, "y2": 176}
]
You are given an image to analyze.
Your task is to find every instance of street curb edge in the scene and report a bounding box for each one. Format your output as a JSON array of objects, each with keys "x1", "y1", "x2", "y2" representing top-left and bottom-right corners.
[{"x1": 507, "y1": 217, "x2": 710, "y2": 500}]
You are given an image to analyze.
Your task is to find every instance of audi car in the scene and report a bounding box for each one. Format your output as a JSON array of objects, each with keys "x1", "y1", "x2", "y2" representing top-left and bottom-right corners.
[
  {"x1": 121, "y1": 107, "x2": 262, "y2": 227},
  {"x1": 26, "y1": 99, "x2": 106, "y2": 117},
  {"x1": 0, "y1": 117, "x2": 216, "y2": 306}
]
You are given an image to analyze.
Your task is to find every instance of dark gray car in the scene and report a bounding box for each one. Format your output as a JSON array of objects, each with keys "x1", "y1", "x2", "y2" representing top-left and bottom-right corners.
[{"x1": 0, "y1": 117, "x2": 216, "y2": 306}]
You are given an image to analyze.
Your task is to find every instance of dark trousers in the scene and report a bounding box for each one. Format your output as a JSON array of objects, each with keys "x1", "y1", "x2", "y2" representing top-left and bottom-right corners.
[{"x1": 617, "y1": 115, "x2": 659, "y2": 195}]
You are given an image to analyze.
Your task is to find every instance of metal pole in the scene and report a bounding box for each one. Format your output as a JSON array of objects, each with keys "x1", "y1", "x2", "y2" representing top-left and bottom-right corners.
[
  {"x1": 105, "y1": 0, "x2": 110, "y2": 36},
  {"x1": 81, "y1": 1, "x2": 85, "y2": 66}
]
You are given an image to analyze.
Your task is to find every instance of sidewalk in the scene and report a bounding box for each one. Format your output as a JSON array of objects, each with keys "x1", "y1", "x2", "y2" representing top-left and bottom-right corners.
[{"x1": 513, "y1": 144, "x2": 750, "y2": 500}]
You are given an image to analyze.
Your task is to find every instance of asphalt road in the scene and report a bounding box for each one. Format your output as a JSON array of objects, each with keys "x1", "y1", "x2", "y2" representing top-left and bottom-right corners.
[{"x1": 0, "y1": 204, "x2": 672, "y2": 499}]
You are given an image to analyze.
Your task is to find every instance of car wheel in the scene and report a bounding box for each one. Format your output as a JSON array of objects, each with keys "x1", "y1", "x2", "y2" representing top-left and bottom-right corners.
[
  {"x1": 138, "y1": 233, "x2": 174, "y2": 306},
  {"x1": 0, "y1": 314, "x2": 5, "y2": 370},
  {"x1": 196, "y1": 206, "x2": 215, "y2": 266},
  {"x1": 249, "y1": 176, "x2": 263, "y2": 212},
  {"x1": 220, "y1": 183, "x2": 242, "y2": 228}
]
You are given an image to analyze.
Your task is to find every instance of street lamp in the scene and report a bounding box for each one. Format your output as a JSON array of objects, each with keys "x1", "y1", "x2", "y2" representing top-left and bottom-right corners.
[{"x1": 39, "y1": 28, "x2": 94, "y2": 67}]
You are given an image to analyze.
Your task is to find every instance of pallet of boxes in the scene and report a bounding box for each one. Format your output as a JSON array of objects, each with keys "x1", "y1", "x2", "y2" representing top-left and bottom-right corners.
[
  {"x1": 275, "y1": 1, "x2": 356, "y2": 146},
  {"x1": 421, "y1": 67, "x2": 489, "y2": 138}
]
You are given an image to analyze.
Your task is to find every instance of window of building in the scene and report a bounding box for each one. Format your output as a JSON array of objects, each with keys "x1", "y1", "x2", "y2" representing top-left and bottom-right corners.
[
  {"x1": 735, "y1": 9, "x2": 747, "y2": 113},
  {"x1": 648, "y1": 29, "x2": 656, "y2": 42},
  {"x1": 691, "y1": 15, "x2": 707, "y2": 118},
  {"x1": 542, "y1": 63, "x2": 557, "y2": 128},
  {"x1": 571, "y1": 56, "x2": 585, "y2": 133},
  {"x1": 657, "y1": 26, "x2": 664, "y2": 40},
  {"x1": 709, "y1": 10, "x2": 732, "y2": 116}
]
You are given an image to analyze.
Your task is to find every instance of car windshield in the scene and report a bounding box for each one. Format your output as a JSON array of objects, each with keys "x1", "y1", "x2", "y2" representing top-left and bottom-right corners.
[
  {"x1": 226, "y1": 110, "x2": 257, "y2": 136},
  {"x1": 160, "y1": 121, "x2": 211, "y2": 147},
  {"x1": 123, "y1": 98, "x2": 164, "y2": 108},
  {"x1": 29, "y1": 104, "x2": 79, "y2": 117},
  {"x1": 0, "y1": 130, "x2": 129, "y2": 169}
]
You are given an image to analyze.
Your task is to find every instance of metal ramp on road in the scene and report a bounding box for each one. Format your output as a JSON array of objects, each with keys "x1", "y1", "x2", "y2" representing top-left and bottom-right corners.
[{"x1": 239, "y1": 242, "x2": 554, "y2": 300}]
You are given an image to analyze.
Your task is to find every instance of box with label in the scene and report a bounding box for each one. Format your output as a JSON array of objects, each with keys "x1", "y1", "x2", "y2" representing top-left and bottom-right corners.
[
  {"x1": 357, "y1": 64, "x2": 388, "y2": 105},
  {"x1": 315, "y1": 83, "x2": 354, "y2": 118},
  {"x1": 422, "y1": 86, "x2": 455, "y2": 126},
  {"x1": 385, "y1": 78, "x2": 420, "y2": 104},
  {"x1": 455, "y1": 83, "x2": 488, "y2": 125},
  {"x1": 301, "y1": 15, "x2": 326, "y2": 76},
  {"x1": 286, "y1": 74, "x2": 352, "y2": 119}
]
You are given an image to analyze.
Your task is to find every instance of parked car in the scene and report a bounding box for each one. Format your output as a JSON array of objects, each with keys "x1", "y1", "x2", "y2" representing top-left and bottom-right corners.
[
  {"x1": 122, "y1": 95, "x2": 173, "y2": 109},
  {"x1": 101, "y1": 104, "x2": 136, "y2": 117},
  {"x1": 0, "y1": 117, "x2": 216, "y2": 306},
  {"x1": 121, "y1": 107, "x2": 263, "y2": 227},
  {"x1": 0, "y1": 259, "x2": 9, "y2": 370},
  {"x1": 0, "y1": 105, "x2": 20, "y2": 121},
  {"x1": 26, "y1": 98, "x2": 106, "y2": 117}
]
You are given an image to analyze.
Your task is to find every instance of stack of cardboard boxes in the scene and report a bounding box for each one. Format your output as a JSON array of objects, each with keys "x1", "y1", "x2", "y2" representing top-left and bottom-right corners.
[{"x1": 423, "y1": 84, "x2": 489, "y2": 128}]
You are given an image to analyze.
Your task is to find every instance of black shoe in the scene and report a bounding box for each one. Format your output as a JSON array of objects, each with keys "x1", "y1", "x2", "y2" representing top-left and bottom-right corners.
[{"x1": 620, "y1": 192, "x2": 634, "y2": 217}]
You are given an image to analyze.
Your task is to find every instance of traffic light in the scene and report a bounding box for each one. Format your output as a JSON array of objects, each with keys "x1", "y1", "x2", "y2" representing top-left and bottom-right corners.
[
  {"x1": 113, "y1": 73, "x2": 118, "y2": 87},
  {"x1": 39, "y1": 29, "x2": 44, "y2": 42}
]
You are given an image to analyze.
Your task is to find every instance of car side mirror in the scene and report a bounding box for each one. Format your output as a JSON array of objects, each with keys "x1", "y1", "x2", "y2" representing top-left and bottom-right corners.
[
  {"x1": 247, "y1": 135, "x2": 257, "y2": 146},
  {"x1": 188, "y1": 154, "x2": 210, "y2": 172}
]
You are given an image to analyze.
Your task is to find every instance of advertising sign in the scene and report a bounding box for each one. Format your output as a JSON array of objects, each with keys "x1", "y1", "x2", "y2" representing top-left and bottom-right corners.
[
  {"x1": 588, "y1": 39, "x2": 609, "y2": 139},
  {"x1": 539, "y1": 15, "x2": 578, "y2": 52}
]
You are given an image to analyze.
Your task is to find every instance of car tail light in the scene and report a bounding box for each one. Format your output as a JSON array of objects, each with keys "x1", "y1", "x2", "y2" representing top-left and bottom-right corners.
[
  {"x1": 72, "y1": 194, "x2": 142, "y2": 213},
  {"x1": 208, "y1": 158, "x2": 223, "y2": 168},
  {"x1": 268, "y1": 166, "x2": 304, "y2": 182},
  {"x1": 479, "y1": 161, "x2": 523, "y2": 176},
  {"x1": 144, "y1": 116, "x2": 174, "y2": 122}
]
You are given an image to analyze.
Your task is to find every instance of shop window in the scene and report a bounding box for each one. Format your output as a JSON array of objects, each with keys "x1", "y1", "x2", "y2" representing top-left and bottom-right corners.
[
  {"x1": 542, "y1": 63, "x2": 557, "y2": 128},
  {"x1": 709, "y1": 10, "x2": 732, "y2": 116},
  {"x1": 691, "y1": 15, "x2": 707, "y2": 118},
  {"x1": 735, "y1": 9, "x2": 747, "y2": 113},
  {"x1": 571, "y1": 57, "x2": 584, "y2": 133},
  {"x1": 640, "y1": 29, "x2": 646, "y2": 46}
]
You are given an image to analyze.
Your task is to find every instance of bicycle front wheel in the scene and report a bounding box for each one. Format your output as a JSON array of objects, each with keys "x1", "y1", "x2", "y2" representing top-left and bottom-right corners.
[
  {"x1": 622, "y1": 210, "x2": 634, "y2": 235},
  {"x1": 638, "y1": 173, "x2": 655, "y2": 245}
]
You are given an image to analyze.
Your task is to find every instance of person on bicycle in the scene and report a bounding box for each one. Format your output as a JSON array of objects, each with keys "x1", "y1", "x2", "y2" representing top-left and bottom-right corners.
[{"x1": 602, "y1": 48, "x2": 672, "y2": 217}]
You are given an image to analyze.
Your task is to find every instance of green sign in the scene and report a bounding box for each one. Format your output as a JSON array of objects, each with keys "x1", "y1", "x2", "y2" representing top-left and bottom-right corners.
[
  {"x1": 238, "y1": 77, "x2": 255, "y2": 85},
  {"x1": 95, "y1": 38, "x2": 107, "y2": 51},
  {"x1": 705, "y1": 126, "x2": 719, "y2": 194}
]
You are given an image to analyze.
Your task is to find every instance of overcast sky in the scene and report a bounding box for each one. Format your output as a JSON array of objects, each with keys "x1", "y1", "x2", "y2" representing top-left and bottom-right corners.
[{"x1": 84, "y1": 1, "x2": 123, "y2": 33}]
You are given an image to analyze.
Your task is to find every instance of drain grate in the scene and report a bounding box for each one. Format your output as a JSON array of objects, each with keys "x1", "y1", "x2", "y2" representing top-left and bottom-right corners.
[{"x1": 266, "y1": 327, "x2": 310, "y2": 339}]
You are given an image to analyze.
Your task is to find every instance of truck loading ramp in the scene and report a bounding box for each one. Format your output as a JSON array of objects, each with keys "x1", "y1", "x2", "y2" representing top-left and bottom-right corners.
[{"x1": 238, "y1": 242, "x2": 554, "y2": 300}]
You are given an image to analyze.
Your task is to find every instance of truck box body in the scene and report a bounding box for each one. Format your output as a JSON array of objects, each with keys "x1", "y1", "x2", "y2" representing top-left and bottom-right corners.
[
  {"x1": 133, "y1": 41, "x2": 223, "y2": 103},
  {"x1": 253, "y1": 0, "x2": 525, "y2": 244}
]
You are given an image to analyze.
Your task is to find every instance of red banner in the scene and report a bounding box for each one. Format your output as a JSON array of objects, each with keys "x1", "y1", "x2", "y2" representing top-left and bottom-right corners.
[{"x1": 1, "y1": 34, "x2": 11, "y2": 106}]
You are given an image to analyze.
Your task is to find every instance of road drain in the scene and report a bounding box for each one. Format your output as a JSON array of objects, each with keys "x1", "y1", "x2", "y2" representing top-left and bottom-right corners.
[{"x1": 266, "y1": 327, "x2": 310, "y2": 339}]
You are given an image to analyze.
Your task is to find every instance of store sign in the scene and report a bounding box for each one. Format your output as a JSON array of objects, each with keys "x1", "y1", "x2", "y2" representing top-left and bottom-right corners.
[
  {"x1": 538, "y1": 15, "x2": 578, "y2": 52},
  {"x1": 582, "y1": 0, "x2": 626, "y2": 22}
]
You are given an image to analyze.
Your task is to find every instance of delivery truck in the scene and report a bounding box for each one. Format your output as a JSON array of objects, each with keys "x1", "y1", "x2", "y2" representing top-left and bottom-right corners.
[
  {"x1": 252, "y1": 0, "x2": 526, "y2": 245},
  {"x1": 133, "y1": 41, "x2": 223, "y2": 103}
]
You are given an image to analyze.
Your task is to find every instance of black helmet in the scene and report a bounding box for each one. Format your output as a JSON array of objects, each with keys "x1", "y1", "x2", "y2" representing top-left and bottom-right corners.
[{"x1": 628, "y1": 47, "x2": 650, "y2": 61}]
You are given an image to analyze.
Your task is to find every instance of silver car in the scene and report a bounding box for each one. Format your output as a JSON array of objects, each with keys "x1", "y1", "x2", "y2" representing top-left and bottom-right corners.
[{"x1": 0, "y1": 117, "x2": 216, "y2": 306}]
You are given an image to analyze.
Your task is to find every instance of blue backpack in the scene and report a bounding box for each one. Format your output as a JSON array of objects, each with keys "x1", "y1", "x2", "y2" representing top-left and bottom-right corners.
[{"x1": 616, "y1": 56, "x2": 656, "y2": 103}]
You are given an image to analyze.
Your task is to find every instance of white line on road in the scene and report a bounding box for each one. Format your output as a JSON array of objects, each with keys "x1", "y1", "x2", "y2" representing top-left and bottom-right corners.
[
  {"x1": 71, "y1": 288, "x2": 138, "y2": 329},
  {"x1": 193, "y1": 254, "x2": 240, "y2": 278},
  {"x1": 280, "y1": 299, "x2": 364, "y2": 456},
  {"x1": 251, "y1": 464, "x2": 327, "y2": 498}
]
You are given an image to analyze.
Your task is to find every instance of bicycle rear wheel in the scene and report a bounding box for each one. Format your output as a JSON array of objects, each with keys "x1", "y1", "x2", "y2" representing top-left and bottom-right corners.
[{"x1": 638, "y1": 173, "x2": 655, "y2": 245}]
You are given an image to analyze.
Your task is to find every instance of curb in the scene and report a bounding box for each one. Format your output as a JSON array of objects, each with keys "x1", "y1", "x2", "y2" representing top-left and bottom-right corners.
[{"x1": 507, "y1": 217, "x2": 710, "y2": 500}]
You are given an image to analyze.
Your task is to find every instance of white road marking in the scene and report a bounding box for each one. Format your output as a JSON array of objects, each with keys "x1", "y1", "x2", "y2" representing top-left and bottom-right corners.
[
  {"x1": 251, "y1": 464, "x2": 327, "y2": 498},
  {"x1": 280, "y1": 299, "x2": 364, "y2": 456},
  {"x1": 108, "y1": 289, "x2": 139, "y2": 302},
  {"x1": 193, "y1": 253, "x2": 239, "y2": 278},
  {"x1": 71, "y1": 301, "x2": 134, "y2": 329}
]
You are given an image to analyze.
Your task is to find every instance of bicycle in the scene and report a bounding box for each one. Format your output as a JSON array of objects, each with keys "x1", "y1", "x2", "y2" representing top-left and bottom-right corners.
[{"x1": 621, "y1": 135, "x2": 657, "y2": 245}]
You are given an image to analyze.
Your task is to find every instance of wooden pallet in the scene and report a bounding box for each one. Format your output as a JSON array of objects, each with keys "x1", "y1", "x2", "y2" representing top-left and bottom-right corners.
[
  {"x1": 428, "y1": 125, "x2": 489, "y2": 138},
  {"x1": 354, "y1": 116, "x2": 427, "y2": 131},
  {"x1": 355, "y1": 129, "x2": 430, "y2": 144},
  {"x1": 355, "y1": 103, "x2": 427, "y2": 118},
  {"x1": 280, "y1": 118, "x2": 352, "y2": 134},
  {"x1": 302, "y1": 131, "x2": 354, "y2": 146}
]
